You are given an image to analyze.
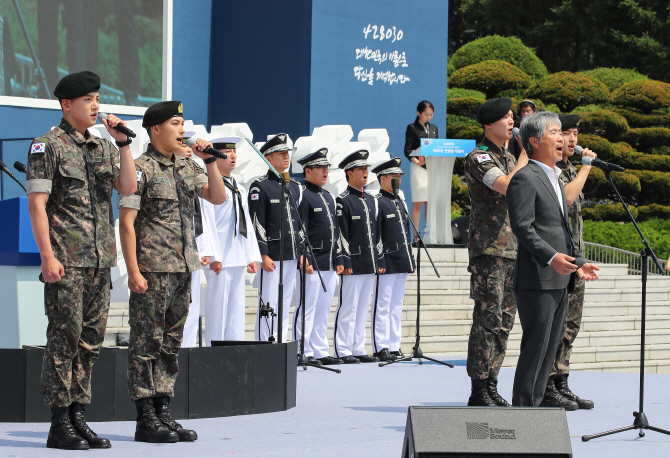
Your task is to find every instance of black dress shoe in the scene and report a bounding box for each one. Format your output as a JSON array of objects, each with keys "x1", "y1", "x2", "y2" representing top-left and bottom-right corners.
[
  {"x1": 486, "y1": 378, "x2": 510, "y2": 407},
  {"x1": 307, "y1": 356, "x2": 323, "y2": 366},
  {"x1": 340, "y1": 355, "x2": 362, "y2": 364},
  {"x1": 47, "y1": 406, "x2": 89, "y2": 450},
  {"x1": 318, "y1": 356, "x2": 344, "y2": 365},
  {"x1": 467, "y1": 379, "x2": 498, "y2": 407},
  {"x1": 134, "y1": 398, "x2": 179, "y2": 443},
  {"x1": 376, "y1": 348, "x2": 397, "y2": 362},
  {"x1": 69, "y1": 403, "x2": 111, "y2": 448},
  {"x1": 555, "y1": 374, "x2": 594, "y2": 409},
  {"x1": 540, "y1": 377, "x2": 579, "y2": 411},
  {"x1": 354, "y1": 354, "x2": 379, "y2": 363},
  {"x1": 154, "y1": 397, "x2": 198, "y2": 442}
]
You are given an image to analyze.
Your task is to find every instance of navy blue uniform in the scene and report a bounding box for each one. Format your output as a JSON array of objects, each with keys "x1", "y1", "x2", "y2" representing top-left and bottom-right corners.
[
  {"x1": 336, "y1": 185, "x2": 385, "y2": 274},
  {"x1": 376, "y1": 190, "x2": 415, "y2": 274},
  {"x1": 248, "y1": 172, "x2": 302, "y2": 261},
  {"x1": 299, "y1": 181, "x2": 343, "y2": 271}
]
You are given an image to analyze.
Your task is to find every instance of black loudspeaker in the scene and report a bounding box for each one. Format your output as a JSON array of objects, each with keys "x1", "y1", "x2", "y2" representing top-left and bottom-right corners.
[{"x1": 402, "y1": 406, "x2": 572, "y2": 458}]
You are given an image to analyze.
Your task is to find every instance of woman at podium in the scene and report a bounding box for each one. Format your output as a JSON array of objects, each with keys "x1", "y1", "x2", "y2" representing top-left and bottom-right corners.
[{"x1": 404, "y1": 100, "x2": 438, "y2": 234}]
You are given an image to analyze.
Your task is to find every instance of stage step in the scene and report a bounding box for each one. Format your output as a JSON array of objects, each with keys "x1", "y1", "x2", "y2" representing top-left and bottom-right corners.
[{"x1": 103, "y1": 253, "x2": 670, "y2": 373}]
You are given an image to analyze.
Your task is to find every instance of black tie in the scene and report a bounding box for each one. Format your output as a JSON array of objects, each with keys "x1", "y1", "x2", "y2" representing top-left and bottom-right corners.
[
  {"x1": 193, "y1": 197, "x2": 203, "y2": 238},
  {"x1": 224, "y1": 176, "x2": 248, "y2": 238}
]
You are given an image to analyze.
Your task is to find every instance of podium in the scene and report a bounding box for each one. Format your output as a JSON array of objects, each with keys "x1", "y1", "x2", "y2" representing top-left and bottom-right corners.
[
  {"x1": 419, "y1": 140, "x2": 475, "y2": 245},
  {"x1": 0, "y1": 197, "x2": 46, "y2": 348}
]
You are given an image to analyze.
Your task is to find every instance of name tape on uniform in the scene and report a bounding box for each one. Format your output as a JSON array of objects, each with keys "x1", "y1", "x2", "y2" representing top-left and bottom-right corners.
[
  {"x1": 352, "y1": 216, "x2": 361, "y2": 220},
  {"x1": 270, "y1": 199, "x2": 280, "y2": 204},
  {"x1": 31, "y1": 142, "x2": 46, "y2": 154},
  {"x1": 477, "y1": 154, "x2": 492, "y2": 163},
  {"x1": 386, "y1": 214, "x2": 396, "y2": 218},
  {"x1": 314, "y1": 207, "x2": 322, "y2": 212}
]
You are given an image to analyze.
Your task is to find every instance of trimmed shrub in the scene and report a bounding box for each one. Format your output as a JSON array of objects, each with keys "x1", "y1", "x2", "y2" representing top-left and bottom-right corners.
[
  {"x1": 451, "y1": 175, "x2": 470, "y2": 212},
  {"x1": 622, "y1": 127, "x2": 670, "y2": 153},
  {"x1": 581, "y1": 203, "x2": 638, "y2": 221},
  {"x1": 447, "y1": 88, "x2": 486, "y2": 100},
  {"x1": 627, "y1": 170, "x2": 670, "y2": 205},
  {"x1": 449, "y1": 60, "x2": 532, "y2": 99},
  {"x1": 649, "y1": 146, "x2": 670, "y2": 156},
  {"x1": 450, "y1": 35, "x2": 548, "y2": 80},
  {"x1": 579, "y1": 136, "x2": 670, "y2": 172},
  {"x1": 572, "y1": 104, "x2": 607, "y2": 114},
  {"x1": 613, "y1": 80, "x2": 670, "y2": 113},
  {"x1": 447, "y1": 96, "x2": 484, "y2": 118},
  {"x1": 578, "y1": 110, "x2": 629, "y2": 140},
  {"x1": 449, "y1": 124, "x2": 483, "y2": 140},
  {"x1": 447, "y1": 114, "x2": 480, "y2": 127},
  {"x1": 579, "y1": 68, "x2": 648, "y2": 92},
  {"x1": 526, "y1": 72, "x2": 612, "y2": 112},
  {"x1": 611, "y1": 108, "x2": 670, "y2": 128},
  {"x1": 581, "y1": 166, "x2": 641, "y2": 198},
  {"x1": 577, "y1": 134, "x2": 617, "y2": 161},
  {"x1": 448, "y1": 59, "x2": 455, "y2": 77},
  {"x1": 582, "y1": 219, "x2": 670, "y2": 260},
  {"x1": 544, "y1": 103, "x2": 561, "y2": 114},
  {"x1": 637, "y1": 204, "x2": 670, "y2": 221}
]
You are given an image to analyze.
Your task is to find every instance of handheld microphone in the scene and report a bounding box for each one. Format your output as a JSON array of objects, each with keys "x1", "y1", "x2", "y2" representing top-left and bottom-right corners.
[
  {"x1": 14, "y1": 161, "x2": 27, "y2": 174},
  {"x1": 0, "y1": 160, "x2": 26, "y2": 192},
  {"x1": 391, "y1": 177, "x2": 400, "y2": 199},
  {"x1": 185, "y1": 137, "x2": 228, "y2": 160},
  {"x1": 98, "y1": 113, "x2": 136, "y2": 138},
  {"x1": 581, "y1": 154, "x2": 625, "y2": 173},
  {"x1": 512, "y1": 127, "x2": 520, "y2": 137}
]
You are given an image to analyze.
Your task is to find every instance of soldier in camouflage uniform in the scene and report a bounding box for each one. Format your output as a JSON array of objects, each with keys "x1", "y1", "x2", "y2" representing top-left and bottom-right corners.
[
  {"x1": 26, "y1": 71, "x2": 137, "y2": 450},
  {"x1": 464, "y1": 98, "x2": 528, "y2": 407},
  {"x1": 542, "y1": 113, "x2": 597, "y2": 409},
  {"x1": 117, "y1": 101, "x2": 226, "y2": 444}
]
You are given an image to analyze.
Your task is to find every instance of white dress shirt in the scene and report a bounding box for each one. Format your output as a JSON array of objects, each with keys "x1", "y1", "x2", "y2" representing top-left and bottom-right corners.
[{"x1": 530, "y1": 159, "x2": 564, "y2": 265}]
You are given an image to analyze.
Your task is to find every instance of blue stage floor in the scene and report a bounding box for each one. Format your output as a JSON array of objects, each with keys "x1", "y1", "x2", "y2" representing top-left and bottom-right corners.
[{"x1": 1, "y1": 357, "x2": 668, "y2": 457}]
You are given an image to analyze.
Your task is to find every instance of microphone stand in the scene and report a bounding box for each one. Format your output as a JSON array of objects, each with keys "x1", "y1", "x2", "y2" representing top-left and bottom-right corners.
[
  {"x1": 582, "y1": 169, "x2": 669, "y2": 441},
  {"x1": 11, "y1": 0, "x2": 50, "y2": 98},
  {"x1": 284, "y1": 189, "x2": 339, "y2": 373},
  {"x1": 380, "y1": 188, "x2": 453, "y2": 368},
  {"x1": 0, "y1": 161, "x2": 26, "y2": 193}
]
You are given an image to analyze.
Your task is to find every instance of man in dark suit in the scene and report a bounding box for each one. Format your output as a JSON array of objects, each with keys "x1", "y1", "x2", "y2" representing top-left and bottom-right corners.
[{"x1": 506, "y1": 111, "x2": 600, "y2": 407}]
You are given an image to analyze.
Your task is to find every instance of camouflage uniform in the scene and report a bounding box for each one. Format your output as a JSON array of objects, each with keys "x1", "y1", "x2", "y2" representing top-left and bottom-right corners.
[
  {"x1": 118, "y1": 144, "x2": 208, "y2": 401},
  {"x1": 463, "y1": 137, "x2": 518, "y2": 380},
  {"x1": 552, "y1": 159, "x2": 585, "y2": 376},
  {"x1": 26, "y1": 119, "x2": 120, "y2": 407}
]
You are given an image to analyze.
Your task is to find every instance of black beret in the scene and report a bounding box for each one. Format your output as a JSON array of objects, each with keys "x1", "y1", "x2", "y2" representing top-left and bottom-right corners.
[
  {"x1": 260, "y1": 133, "x2": 290, "y2": 156},
  {"x1": 142, "y1": 101, "x2": 184, "y2": 128},
  {"x1": 558, "y1": 113, "x2": 581, "y2": 130},
  {"x1": 53, "y1": 71, "x2": 100, "y2": 99},
  {"x1": 476, "y1": 97, "x2": 513, "y2": 124},
  {"x1": 371, "y1": 157, "x2": 405, "y2": 175}
]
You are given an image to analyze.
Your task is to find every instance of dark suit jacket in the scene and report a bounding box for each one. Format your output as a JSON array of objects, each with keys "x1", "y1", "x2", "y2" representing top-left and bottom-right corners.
[
  {"x1": 507, "y1": 161, "x2": 586, "y2": 291},
  {"x1": 403, "y1": 121, "x2": 438, "y2": 168}
]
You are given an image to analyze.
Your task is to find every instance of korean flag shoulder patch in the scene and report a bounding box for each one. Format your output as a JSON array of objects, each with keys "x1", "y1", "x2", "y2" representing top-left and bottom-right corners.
[
  {"x1": 476, "y1": 154, "x2": 492, "y2": 163},
  {"x1": 31, "y1": 142, "x2": 46, "y2": 154}
]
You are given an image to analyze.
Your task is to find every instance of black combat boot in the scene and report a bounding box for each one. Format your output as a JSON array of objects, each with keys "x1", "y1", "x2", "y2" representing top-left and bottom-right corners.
[
  {"x1": 539, "y1": 376, "x2": 579, "y2": 411},
  {"x1": 486, "y1": 378, "x2": 510, "y2": 406},
  {"x1": 555, "y1": 374, "x2": 594, "y2": 409},
  {"x1": 69, "y1": 403, "x2": 111, "y2": 448},
  {"x1": 46, "y1": 406, "x2": 89, "y2": 450},
  {"x1": 153, "y1": 396, "x2": 198, "y2": 442},
  {"x1": 467, "y1": 379, "x2": 497, "y2": 406},
  {"x1": 134, "y1": 398, "x2": 179, "y2": 443}
]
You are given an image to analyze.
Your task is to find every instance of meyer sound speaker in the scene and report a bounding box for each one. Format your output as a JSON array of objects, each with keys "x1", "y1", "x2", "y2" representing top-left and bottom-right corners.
[{"x1": 402, "y1": 406, "x2": 572, "y2": 458}]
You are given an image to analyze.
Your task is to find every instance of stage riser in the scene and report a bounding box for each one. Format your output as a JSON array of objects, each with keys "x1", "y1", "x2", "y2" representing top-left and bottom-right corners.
[{"x1": 0, "y1": 342, "x2": 297, "y2": 423}]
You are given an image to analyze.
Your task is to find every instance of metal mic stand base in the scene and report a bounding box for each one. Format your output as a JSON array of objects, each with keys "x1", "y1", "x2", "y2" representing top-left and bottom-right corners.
[
  {"x1": 297, "y1": 353, "x2": 341, "y2": 373},
  {"x1": 582, "y1": 411, "x2": 670, "y2": 441},
  {"x1": 379, "y1": 346, "x2": 454, "y2": 368}
]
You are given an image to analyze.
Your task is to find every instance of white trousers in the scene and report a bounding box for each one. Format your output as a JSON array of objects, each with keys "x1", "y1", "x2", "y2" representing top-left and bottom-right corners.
[
  {"x1": 292, "y1": 270, "x2": 338, "y2": 358},
  {"x1": 205, "y1": 266, "x2": 246, "y2": 345},
  {"x1": 372, "y1": 273, "x2": 408, "y2": 353},
  {"x1": 255, "y1": 260, "x2": 298, "y2": 343},
  {"x1": 334, "y1": 274, "x2": 375, "y2": 357},
  {"x1": 182, "y1": 270, "x2": 201, "y2": 348}
]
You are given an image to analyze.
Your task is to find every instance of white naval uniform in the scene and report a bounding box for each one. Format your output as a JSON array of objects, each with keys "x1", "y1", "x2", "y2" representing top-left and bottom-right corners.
[
  {"x1": 182, "y1": 200, "x2": 213, "y2": 348},
  {"x1": 372, "y1": 272, "x2": 409, "y2": 353},
  {"x1": 293, "y1": 271, "x2": 338, "y2": 358},
  {"x1": 335, "y1": 273, "x2": 376, "y2": 357},
  {"x1": 200, "y1": 177, "x2": 261, "y2": 344}
]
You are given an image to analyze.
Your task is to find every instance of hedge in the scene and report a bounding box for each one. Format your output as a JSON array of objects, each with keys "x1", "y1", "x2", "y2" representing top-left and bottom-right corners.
[
  {"x1": 637, "y1": 204, "x2": 670, "y2": 221},
  {"x1": 578, "y1": 110, "x2": 629, "y2": 140},
  {"x1": 450, "y1": 35, "x2": 548, "y2": 80},
  {"x1": 451, "y1": 175, "x2": 470, "y2": 212},
  {"x1": 581, "y1": 166, "x2": 641, "y2": 198},
  {"x1": 447, "y1": 114, "x2": 481, "y2": 139},
  {"x1": 447, "y1": 88, "x2": 486, "y2": 100},
  {"x1": 622, "y1": 127, "x2": 670, "y2": 153},
  {"x1": 579, "y1": 68, "x2": 648, "y2": 92},
  {"x1": 610, "y1": 108, "x2": 670, "y2": 128},
  {"x1": 572, "y1": 104, "x2": 607, "y2": 114},
  {"x1": 449, "y1": 60, "x2": 532, "y2": 99},
  {"x1": 627, "y1": 170, "x2": 670, "y2": 205},
  {"x1": 446, "y1": 97, "x2": 484, "y2": 118},
  {"x1": 582, "y1": 219, "x2": 670, "y2": 260},
  {"x1": 526, "y1": 72, "x2": 612, "y2": 112},
  {"x1": 582, "y1": 203, "x2": 638, "y2": 221},
  {"x1": 578, "y1": 134, "x2": 670, "y2": 172},
  {"x1": 612, "y1": 80, "x2": 670, "y2": 113}
]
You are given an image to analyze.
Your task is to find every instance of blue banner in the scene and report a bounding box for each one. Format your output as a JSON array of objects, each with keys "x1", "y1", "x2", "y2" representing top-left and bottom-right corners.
[{"x1": 420, "y1": 138, "x2": 475, "y2": 157}]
